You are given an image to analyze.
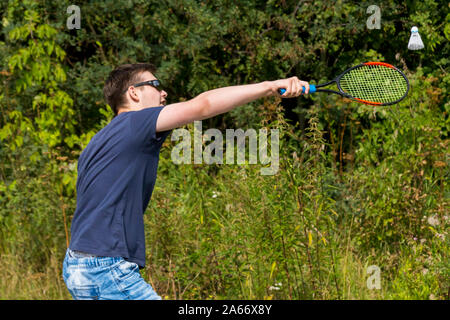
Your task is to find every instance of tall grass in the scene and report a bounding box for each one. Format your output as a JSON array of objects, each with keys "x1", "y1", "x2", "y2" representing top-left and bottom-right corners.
[{"x1": 0, "y1": 251, "x2": 70, "y2": 300}]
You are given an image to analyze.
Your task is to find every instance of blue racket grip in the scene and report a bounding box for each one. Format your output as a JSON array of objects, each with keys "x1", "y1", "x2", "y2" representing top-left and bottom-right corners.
[{"x1": 278, "y1": 84, "x2": 316, "y2": 95}]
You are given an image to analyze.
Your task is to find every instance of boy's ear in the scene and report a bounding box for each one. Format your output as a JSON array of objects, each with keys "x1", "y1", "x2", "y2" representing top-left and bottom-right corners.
[{"x1": 128, "y1": 86, "x2": 140, "y2": 102}]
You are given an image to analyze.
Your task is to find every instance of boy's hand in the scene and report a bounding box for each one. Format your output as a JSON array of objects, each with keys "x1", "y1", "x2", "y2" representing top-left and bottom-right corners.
[{"x1": 271, "y1": 77, "x2": 310, "y2": 97}]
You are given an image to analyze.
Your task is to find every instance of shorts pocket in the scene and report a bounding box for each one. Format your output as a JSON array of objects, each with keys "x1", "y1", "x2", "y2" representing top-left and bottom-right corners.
[
  {"x1": 110, "y1": 260, "x2": 142, "y2": 299},
  {"x1": 70, "y1": 285, "x2": 100, "y2": 300},
  {"x1": 114, "y1": 260, "x2": 139, "y2": 282}
]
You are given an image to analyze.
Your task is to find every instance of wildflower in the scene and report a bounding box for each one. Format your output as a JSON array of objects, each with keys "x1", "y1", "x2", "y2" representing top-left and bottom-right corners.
[
  {"x1": 268, "y1": 286, "x2": 279, "y2": 291},
  {"x1": 435, "y1": 233, "x2": 445, "y2": 241},
  {"x1": 269, "y1": 282, "x2": 282, "y2": 291},
  {"x1": 427, "y1": 215, "x2": 439, "y2": 227}
]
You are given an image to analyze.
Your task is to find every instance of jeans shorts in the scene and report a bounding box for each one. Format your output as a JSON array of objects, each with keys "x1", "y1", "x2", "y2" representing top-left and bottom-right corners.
[{"x1": 62, "y1": 249, "x2": 161, "y2": 300}]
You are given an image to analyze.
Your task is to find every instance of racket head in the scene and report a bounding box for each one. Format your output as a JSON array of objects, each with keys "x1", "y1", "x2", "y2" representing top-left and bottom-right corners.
[{"x1": 336, "y1": 62, "x2": 409, "y2": 106}]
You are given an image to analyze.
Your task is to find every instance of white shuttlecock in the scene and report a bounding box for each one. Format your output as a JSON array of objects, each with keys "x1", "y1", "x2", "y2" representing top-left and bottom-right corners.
[{"x1": 408, "y1": 26, "x2": 424, "y2": 50}]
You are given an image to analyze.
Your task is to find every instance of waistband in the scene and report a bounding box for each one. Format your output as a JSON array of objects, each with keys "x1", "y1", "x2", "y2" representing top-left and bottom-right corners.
[
  {"x1": 71, "y1": 249, "x2": 98, "y2": 258},
  {"x1": 65, "y1": 249, "x2": 124, "y2": 268}
]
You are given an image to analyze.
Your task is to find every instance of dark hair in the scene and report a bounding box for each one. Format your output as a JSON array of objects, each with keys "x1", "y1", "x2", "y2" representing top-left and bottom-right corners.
[{"x1": 103, "y1": 63, "x2": 156, "y2": 115}]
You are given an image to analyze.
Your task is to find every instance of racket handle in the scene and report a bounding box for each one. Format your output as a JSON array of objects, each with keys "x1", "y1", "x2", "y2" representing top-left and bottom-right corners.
[{"x1": 278, "y1": 84, "x2": 316, "y2": 95}]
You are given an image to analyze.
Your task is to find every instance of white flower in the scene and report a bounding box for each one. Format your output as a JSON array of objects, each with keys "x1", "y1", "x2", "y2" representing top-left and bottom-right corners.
[
  {"x1": 435, "y1": 233, "x2": 445, "y2": 241},
  {"x1": 268, "y1": 286, "x2": 280, "y2": 291},
  {"x1": 427, "y1": 215, "x2": 439, "y2": 227},
  {"x1": 212, "y1": 191, "x2": 218, "y2": 198},
  {"x1": 269, "y1": 282, "x2": 282, "y2": 291}
]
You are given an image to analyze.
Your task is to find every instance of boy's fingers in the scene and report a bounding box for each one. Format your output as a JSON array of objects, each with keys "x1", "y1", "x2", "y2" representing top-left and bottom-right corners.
[
  {"x1": 293, "y1": 80, "x2": 302, "y2": 96},
  {"x1": 299, "y1": 80, "x2": 309, "y2": 95},
  {"x1": 289, "y1": 77, "x2": 299, "y2": 97},
  {"x1": 286, "y1": 80, "x2": 293, "y2": 97},
  {"x1": 275, "y1": 78, "x2": 309, "y2": 97},
  {"x1": 292, "y1": 78, "x2": 309, "y2": 96}
]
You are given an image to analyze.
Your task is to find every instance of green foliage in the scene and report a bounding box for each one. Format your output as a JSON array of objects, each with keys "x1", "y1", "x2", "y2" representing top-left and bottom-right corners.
[{"x1": 0, "y1": 0, "x2": 448, "y2": 300}]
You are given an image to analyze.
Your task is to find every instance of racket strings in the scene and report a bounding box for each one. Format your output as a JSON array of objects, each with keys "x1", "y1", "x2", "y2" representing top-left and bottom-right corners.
[{"x1": 339, "y1": 65, "x2": 408, "y2": 104}]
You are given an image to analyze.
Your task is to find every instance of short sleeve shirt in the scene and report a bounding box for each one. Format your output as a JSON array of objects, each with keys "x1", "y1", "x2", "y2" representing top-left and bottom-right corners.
[{"x1": 69, "y1": 106, "x2": 171, "y2": 268}]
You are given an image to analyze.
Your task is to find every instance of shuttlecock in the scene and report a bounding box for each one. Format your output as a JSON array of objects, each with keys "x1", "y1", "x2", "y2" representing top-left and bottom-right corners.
[{"x1": 408, "y1": 26, "x2": 424, "y2": 50}]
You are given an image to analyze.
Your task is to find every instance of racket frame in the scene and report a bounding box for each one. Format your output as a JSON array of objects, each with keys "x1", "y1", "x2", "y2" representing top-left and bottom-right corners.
[
  {"x1": 280, "y1": 62, "x2": 410, "y2": 106},
  {"x1": 319, "y1": 62, "x2": 410, "y2": 106}
]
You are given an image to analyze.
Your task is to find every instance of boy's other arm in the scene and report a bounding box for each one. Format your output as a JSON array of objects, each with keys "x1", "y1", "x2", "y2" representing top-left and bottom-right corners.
[{"x1": 156, "y1": 77, "x2": 309, "y2": 132}]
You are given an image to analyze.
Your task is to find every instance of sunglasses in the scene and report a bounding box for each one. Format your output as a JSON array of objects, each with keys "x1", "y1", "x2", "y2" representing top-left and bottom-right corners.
[{"x1": 123, "y1": 79, "x2": 161, "y2": 93}]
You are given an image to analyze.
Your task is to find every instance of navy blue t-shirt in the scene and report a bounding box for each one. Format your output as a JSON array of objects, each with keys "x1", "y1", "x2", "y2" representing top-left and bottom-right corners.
[{"x1": 69, "y1": 106, "x2": 171, "y2": 268}]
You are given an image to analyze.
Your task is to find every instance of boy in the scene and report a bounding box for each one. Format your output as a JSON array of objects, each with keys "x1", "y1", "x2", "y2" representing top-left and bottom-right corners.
[{"x1": 62, "y1": 63, "x2": 309, "y2": 300}]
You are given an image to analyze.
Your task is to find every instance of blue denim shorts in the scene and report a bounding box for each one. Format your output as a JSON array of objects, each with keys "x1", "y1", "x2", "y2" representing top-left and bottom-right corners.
[{"x1": 62, "y1": 249, "x2": 161, "y2": 300}]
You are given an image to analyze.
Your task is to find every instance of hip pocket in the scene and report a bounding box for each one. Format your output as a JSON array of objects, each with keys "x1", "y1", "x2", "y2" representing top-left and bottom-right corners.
[
  {"x1": 110, "y1": 260, "x2": 143, "y2": 299},
  {"x1": 70, "y1": 285, "x2": 100, "y2": 300},
  {"x1": 113, "y1": 260, "x2": 140, "y2": 282}
]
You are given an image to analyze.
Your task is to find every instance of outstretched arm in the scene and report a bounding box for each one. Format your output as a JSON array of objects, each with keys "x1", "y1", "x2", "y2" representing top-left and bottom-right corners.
[{"x1": 156, "y1": 77, "x2": 309, "y2": 132}]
